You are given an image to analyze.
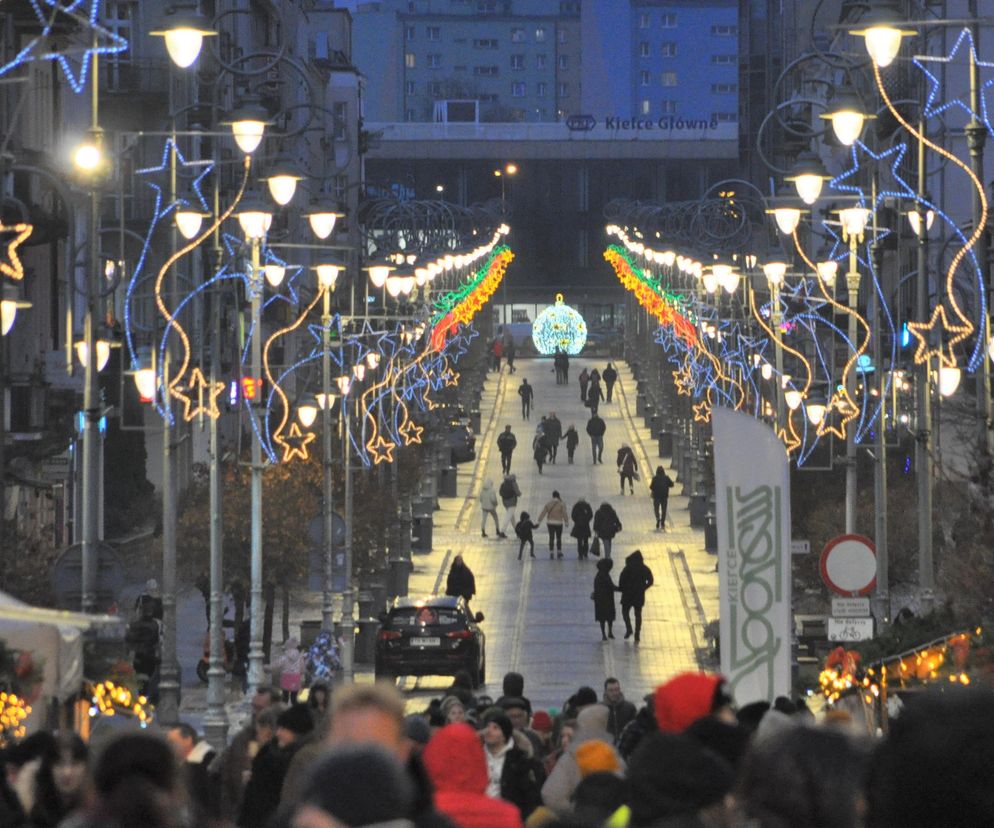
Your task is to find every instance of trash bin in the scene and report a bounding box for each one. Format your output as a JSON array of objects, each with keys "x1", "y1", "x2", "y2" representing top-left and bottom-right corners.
[
  {"x1": 636, "y1": 394, "x2": 647, "y2": 416},
  {"x1": 704, "y1": 513, "x2": 718, "y2": 553},
  {"x1": 469, "y1": 409, "x2": 482, "y2": 434},
  {"x1": 412, "y1": 508, "x2": 433, "y2": 553},
  {"x1": 300, "y1": 620, "x2": 323, "y2": 650},
  {"x1": 354, "y1": 619, "x2": 379, "y2": 664},
  {"x1": 642, "y1": 404, "x2": 655, "y2": 429},
  {"x1": 357, "y1": 589, "x2": 374, "y2": 619},
  {"x1": 440, "y1": 466, "x2": 458, "y2": 497},
  {"x1": 657, "y1": 431, "x2": 673, "y2": 457},
  {"x1": 689, "y1": 494, "x2": 708, "y2": 528},
  {"x1": 649, "y1": 413, "x2": 661, "y2": 435},
  {"x1": 389, "y1": 557, "x2": 412, "y2": 597}
]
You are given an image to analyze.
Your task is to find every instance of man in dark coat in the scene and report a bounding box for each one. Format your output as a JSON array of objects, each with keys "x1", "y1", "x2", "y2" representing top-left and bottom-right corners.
[
  {"x1": 578, "y1": 367, "x2": 590, "y2": 403},
  {"x1": 650, "y1": 466, "x2": 675, "y2": 530},
  {"x1": 602, "y1": 363, "x2": 618, "y2": 402},
  {"x1": 618, "y1": 550, "x2": 654, "y2": 643},
  {"x1": 563, "y1": 424, "x2": 580, "y2": 464},
  {"x1": 544, "y1": 412, "x2": 563, "y2": 463},
  {"x1": 592, "y1": 502, "x2": 622, "y2": 559},
  {"x1": 586, "y1": 379, "x2": 604, "y2": 415},
  {"x1": 585, "y1": 413, "x2": 606, "y2": 464},
  {"x1": 445, "y1": 555, "x2": 476, "y2": 614},
  {"x1": 570, "y1": 497, "x2": 594, "y2": 559},
  {"x1": 496, "y1": 425, "x2": 517, "y2": 475},
  {"x1": 167, "y1": 723, "x2": 217, "y2": 818},
  {"x1": 481, "y1": 707, "x2": 546, "y2": 819},
  {"x1": 592, "y1": 558, "x2": 619, "y2": 640},
  {"x1": 603, "y1": 678, "x2": 637, "y2": 740},
  {"x1": 518, "y1": 379, "x2": 534, "y2": 419}
]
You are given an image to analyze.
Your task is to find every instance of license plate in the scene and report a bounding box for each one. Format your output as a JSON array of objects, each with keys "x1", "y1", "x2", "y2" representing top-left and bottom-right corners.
[{"x1": 410, "y1": 637, "x2": 440, "y2": 647}]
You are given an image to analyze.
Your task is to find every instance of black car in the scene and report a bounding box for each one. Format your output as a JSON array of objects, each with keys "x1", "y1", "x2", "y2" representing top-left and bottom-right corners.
[{"x1": 375, "y1": 595, "x2": 486, "y2": 687}]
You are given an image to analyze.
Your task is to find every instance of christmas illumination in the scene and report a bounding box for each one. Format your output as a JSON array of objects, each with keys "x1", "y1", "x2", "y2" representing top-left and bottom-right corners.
[{"x1": 531, "y1": 293, "x2": 588, "y2": 356}]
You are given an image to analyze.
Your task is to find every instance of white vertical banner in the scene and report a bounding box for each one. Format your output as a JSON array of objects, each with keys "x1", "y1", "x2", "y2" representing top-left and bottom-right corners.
[{"x1": 712, "y1": 407, "x2": 792, "y2": 705}]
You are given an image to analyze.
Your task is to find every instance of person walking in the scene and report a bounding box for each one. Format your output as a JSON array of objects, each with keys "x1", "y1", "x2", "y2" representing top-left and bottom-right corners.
[
  {"x1": 515, "y1": 512, "x2": 540, "y2": 560},
  {"x1": 553, "y1": 351, "x2": 567, "y2": 385},
  {"x1": 479, "y1": 479, "x2": 504, "y2": 538},
  {"x1": 491, "y1": 337, "x2": 504, "y2": 372},
  {"x1": 499, "y1": 474, "x2": 521, "y2": 536},
  {"x1": 518, "y1": 378, "x2": 534, "y2": 419},
  {"x1": 563, "y1": 424, "x2": 579, "y2": 464},
  {"x1": 589, "y1": 367, "x2": 601, "y2": 388},
  {"x1": 570, "y1": 497, "x2": 593, "y2": 559},
  {"x1": 533, "y1": 438, "x2": 547, "y2": 475},
  {"x1": 496, "y1": 425, "x2": 517, "y2": 476},
  {"x1": 273, "y1": 637, "x2": 305, "y2": 704},
  {"x1": 586, "y1": 379, "x2": 604, "y2": 416},
  {"x1": 446, "y1": 555, "x2": 477, "y2": 614},
  {"x1": 592, "y1": 559, "x2": 620, "y2": 641},
  {"x1": 544, "y1": 412, "x2": 563, "y2": 463},
  {"x1": 537, "y1": 490, "x2": 569, "y2": 560},
  {"x1": 617, "y1": 444, "x2": 638, "y2": 495},
  {"x1": 560, "y1": 352, "x2": 570, "y2": 385},
  {"x1": 578, "y1": 367, "x2": 590, "y2": 404},
  {"x1": 650, "y1": 466, "x2": 675, "y2": 530},
  {"x1": 592, "y1": 502, "x2": 622, "y2": 559},
  {"x1": 586, "y1": 412, "x2": 606, "y2": 464},
  {"x1": 618, "y1": 550, "x2": 654, "y2": 643},
  {"x1": 505, "y1": 338, "x2": 516, "y2": 374},
  {"x1": 602, "y1": 363, "x2": 618, "y2": 403}
]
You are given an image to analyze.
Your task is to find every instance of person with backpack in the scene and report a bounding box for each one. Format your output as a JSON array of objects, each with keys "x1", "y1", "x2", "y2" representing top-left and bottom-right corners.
[
  {"x1": 496, "y1": 425, "x2": 517, "y2": 475},
  {"x1": 586, "y1": 413, "x2": 606, "y2": 464},
  {"x1": 515, "y1": 512, "x2": 541, "y2": 560},
  {"x1": 499, "y1": 474, "x2": 521, "y2": 536},
  {"x1": 592, "y1": 502, "x2": 622, "y2": 560},
  {"x1": 518, "y1": 379, "x2": 534, "y2": 419},
  {"x1": 618, "y1": 550, "x2": 654, "y2": 643},
  {"x1": 570, "y1": 497, "x2": 594, "y2": 559},
  {"x1": 617, "y1": 444, "x2": 638, "y2": 495},
  {"x1": 650, "y1": 466, "x2": 675, "y2": 530},
  {"x1": 602, "y1": 363, "x2": 618, "y2": 403}
]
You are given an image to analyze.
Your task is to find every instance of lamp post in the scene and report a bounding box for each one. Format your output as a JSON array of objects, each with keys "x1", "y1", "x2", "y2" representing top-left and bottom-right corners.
[
  {"x1": 337, "y1": 373, "x2": 355, "y2": 682},
  {"x1": 316, "y1": 264, "x2": 340, "y2": 633}
]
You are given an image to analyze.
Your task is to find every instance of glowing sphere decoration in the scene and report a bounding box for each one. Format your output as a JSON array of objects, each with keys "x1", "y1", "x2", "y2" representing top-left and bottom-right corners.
[{"x1": 532, "y1": 293, "x2": 587, "y2": 355}]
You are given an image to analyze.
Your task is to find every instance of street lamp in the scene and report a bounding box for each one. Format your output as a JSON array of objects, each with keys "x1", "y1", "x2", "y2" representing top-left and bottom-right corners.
[
  {"x1": 263, "y1": 264, "x2": 287, "y2": 288},
  {"x1": 819, "y1": 85, "x2": 873, "y2": 147},
  {"x1": 74, "y1": 336, "x2": 112, "y2": 372},
  {"x1": 305, "y1": 197, "x2": 344, "y2": 240},
  {"x1": 938, "y1": 365, "x2": 962, "y2": 397},
  {"x1": 848, "y1": 1, "x2": 915, "y2": 69},
  {"x1": 365, "y1": 263, "x2": 394, "y2": 289},
  {"x1": 0, "y1": 285, "x2": 31, "y2": 336},
  {"x1": 785, "y1": 150, "x2": 832, "y2": 206},
  {"x1": 223, "y1": 99, "x2": 271, "y2": 155},
  {"x1": 150, "y1": 7, "x2": 216, "y2": 69},
  {"x1": 174, "y1": 206, "x2": 208, "y2": 240},
  {"x1": 263, "y1": 157, "x2": 304, "y2": 206}
]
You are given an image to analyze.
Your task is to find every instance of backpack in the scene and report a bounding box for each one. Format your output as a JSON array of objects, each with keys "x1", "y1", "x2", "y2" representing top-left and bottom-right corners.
[{"x1": 499, "y1": 480, "x2": 516, "y2": 500}]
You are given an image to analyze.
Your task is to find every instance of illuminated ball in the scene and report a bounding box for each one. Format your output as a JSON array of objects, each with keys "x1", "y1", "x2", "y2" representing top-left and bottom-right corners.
[{"x1": 531, "y1": 294, "x2": 587, "y2": 356}]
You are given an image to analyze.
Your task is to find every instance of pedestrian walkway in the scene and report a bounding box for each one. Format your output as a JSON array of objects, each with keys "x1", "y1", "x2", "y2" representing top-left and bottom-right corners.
[{"x1": 405, "y1": 357, "x2": 718, "y2": 710}]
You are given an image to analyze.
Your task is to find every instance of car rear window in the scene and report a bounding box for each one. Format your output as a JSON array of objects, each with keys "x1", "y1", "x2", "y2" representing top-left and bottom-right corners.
[{"x1": 391, "y1": 607, "x2": 463, "y2": 627}]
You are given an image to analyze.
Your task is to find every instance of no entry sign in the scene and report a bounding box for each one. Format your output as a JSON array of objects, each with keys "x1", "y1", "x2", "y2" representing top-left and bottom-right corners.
[{"x1": 820, "y1": 534, "x2": 877, "y2": 597}]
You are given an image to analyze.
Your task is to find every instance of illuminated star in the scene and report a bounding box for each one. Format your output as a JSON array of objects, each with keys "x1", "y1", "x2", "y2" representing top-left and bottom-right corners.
[
  {"x1": 817, "y1": 392, "x2": 859, "y2": 441},
  {"x1": 0, "y1": 223, "x2": 32, "y2": 281},
  {"x1": 777, "y1": 416, "x2": 802, "y2": 454},
  {"x1": 907, "y1": 304, "x2": 973, "y2": 367},
  {"x1": 399, "y1": 418, "x2": 424, "y2": 446},
  {"x1": 692, "y1": 400, "x2": 712, "y2": 423},
  {"x1": 915, "y1": 28, "x2": 994, "y2": 136},
  {"x1": 171, "y1": 367, "x2": 226, "y2": 421},
  {"x1": 280, "y1": 422, "x2": 316, "y2": 463},
  {"x1": 444, "y1": 370, "x2": 460, "y2": 388},
  {"x1": 367, "y1": 435, "x2": 396, "y2": 464}
]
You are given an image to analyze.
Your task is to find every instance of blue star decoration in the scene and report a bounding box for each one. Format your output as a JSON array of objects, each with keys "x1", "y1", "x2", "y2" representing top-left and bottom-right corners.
[
  {"x1": 914, "y1": 27, "x2": 994, "y2": 138},
  {"x1": 830, "y1": 140, "x2": 915, "y2": 213},
  {"x1": 0, "y1": 0, "x2": 129, "y2": 94}
]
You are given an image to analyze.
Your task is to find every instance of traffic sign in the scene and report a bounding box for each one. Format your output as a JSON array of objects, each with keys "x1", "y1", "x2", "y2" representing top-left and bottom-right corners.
[
  {"x1": 827, "y1": 617, "x2": 874, "y2": 642},
  {"x1": 832, "y1": 597, "x2": 871, "y2": 617},
  {"x1": 820, "y1": 534, "x2": 877, "y2": 597}
]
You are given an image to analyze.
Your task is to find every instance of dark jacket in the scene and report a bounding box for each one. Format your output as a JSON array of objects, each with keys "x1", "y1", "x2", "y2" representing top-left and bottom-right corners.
[
  {"x1": 592, "y1": 559, "x2": 619, "y2": 622},
  {"x1": 499, "y1": 477, "x2": 521, "y2": 507},
  {"x1": 578, "y1": 368, "x2": 589, "y2": 388},
  {"x1": 446, "y1": 561, "x2": 476, "y2": 601},
  {"x1": 585, "y1": 416, "x2": 606, "y2": 438},
  {"x1": 497, "y1": 431, "x2": 517, "y2": 455},
  {"x1": 518, "y1": 382, "x2": 533, "y2": 401},
  {"x1": 602, "y1": 365, "x2": 618, "y2": 387},
  {"x1": 617, "y1": 447, "x2": 638, "y2": 475},
  {"x1": 586, "y1": 382, "x2": 604, "y2": 404},
  {"x1": 650, "y1": 470, "x2": 675, "y2": 500},
  {"x1": 544, "y1": 417, "x2": 562, "y2": 443},
  {"x1": 593, "y1": 504, "x2": 622, "y2": 540},
  {"x1": 618, "y1": 551, "x2": 654, "y2": 608},
  {"x1": 589, "y1": 369, "x2": 601, "y2": 384},
  {"x1": 500, "y1": 743, "x2": 546, "y2": 819},
  {"x1": 570, "y1": 500, "x2": 593, "y2": 539},
  {"x1": 515, "y1": 517, "x2": 540, "y2": 542},
  {"x1": 564, "y1": 427, "x2": 579, "y2": 451},
  {"x1": 533, "y1": 443, "x2": 548, "y2": 463},
  {"x1": 604, "y1": 696, "x2": 637, "y2": 739},
  {"x1": 238, "y1": 739, "x2": 303, "y2": 828},
  {"x1": 617, "y1": 703, "x2": 657, "y2": 760}
]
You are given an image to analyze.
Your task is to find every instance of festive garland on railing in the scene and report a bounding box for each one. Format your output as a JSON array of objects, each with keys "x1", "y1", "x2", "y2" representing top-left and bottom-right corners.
[
  {"x1": 430, "y1": 246, "x2": 513, "y2": 351},
  {"x1": 604, "y1": 246, "x2": 697, "y2": 347}
]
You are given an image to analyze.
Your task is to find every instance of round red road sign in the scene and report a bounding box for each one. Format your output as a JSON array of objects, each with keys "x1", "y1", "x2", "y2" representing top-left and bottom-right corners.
[{"x1": 819, "y1": 534, "x2": 877, "y2": 597}]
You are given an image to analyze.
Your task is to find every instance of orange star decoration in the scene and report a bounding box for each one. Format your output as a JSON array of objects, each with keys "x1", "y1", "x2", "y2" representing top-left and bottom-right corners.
[
  {"x1": 673, "y1": 365, "x2": 694, "y2": 396},
  {"x1": 0, "y1": 223, "x2": 33, "y2": 280},
  {"x1": 399, "y1": 418, "x2": 424, "y2": 446},
  {"x1": 367, "y1": 434, "x2": 397, "y2": 464},
  {"x1": 444, "y1": 370, "x2": 460, "y2": 388},
  {"x1": 906, "y1": 304, "x2": 973, "y2": 367},
  {"x1": 817, "y1": 392, "x2": 859, "y2": 440},
  {"x1": 777, "y1": 414, "x2": 801, "y2": 454},
  {"x1": 280, "y1": 422, "x2": 316, "y2": 463},
  {"x1": 171, "y1": 367, "x2": 226, "y2": 421},
  {"x1": 692, "y1": 400, "x2": 712, "y2": 423}
]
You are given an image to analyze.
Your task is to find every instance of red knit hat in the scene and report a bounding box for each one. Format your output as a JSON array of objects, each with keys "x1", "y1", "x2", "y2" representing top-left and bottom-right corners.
[
  {"x1": 531, "y1": 710, "x2": 553, "y2": 733},
  {"x1": 653, "y1": 672, "x2": 727, "y2": 733}
]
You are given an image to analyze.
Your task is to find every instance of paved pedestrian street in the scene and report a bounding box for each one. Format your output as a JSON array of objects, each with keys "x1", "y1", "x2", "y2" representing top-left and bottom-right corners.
[{"x1": 401, "y1": 356, "x2": 719, "y2": 710}]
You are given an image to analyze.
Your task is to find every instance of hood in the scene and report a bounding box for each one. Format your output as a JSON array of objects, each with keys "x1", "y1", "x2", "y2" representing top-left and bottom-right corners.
[
  {"x1": 284, "y1": 637, "x2": 299, "y2": 650},
  {"x1": 502, "y1": 672, "x2": 524, "y2": 697},
  {"x1": 653, "y1": 673, "x2": 725, "y2": 734},
  {"x1": 482, "y1": 480, "x2": 494, "y2": 491},
  {"x1": 625, "y1": 550, "x2": 643, "y2": 566},
  {"x1": 575, "y1": 703, "x2": 611, "y2": 739},
  {"x1": 422, "y1": 723, "x2": 488, "y2": 795},
  {"x1": 596, "y1": 558, "x2": 613, "y2": 572}
]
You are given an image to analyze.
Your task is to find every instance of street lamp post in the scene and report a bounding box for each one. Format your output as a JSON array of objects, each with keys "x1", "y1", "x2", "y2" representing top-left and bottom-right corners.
[{"x1": 321, "y1": 280, "x2": 336, "y2": 633}]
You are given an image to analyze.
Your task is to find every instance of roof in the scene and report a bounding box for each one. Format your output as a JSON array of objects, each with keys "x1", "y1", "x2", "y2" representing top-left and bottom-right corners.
[{"x1": 390, "y1": 595, "x2": 459, "y2": 609}]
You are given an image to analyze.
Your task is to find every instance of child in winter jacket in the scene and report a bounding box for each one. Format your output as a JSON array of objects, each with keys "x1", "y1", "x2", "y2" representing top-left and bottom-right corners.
[
  {"x1": 515, "y1": 512, "x2": 540, "y2": 561},
  {"x1": 273, "y1": 637, "x2": 305, "y2": 703}
]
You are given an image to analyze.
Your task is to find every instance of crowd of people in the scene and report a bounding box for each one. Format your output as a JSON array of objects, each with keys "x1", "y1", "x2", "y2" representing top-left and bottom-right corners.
[{"x1": 5, "y1": 670, "x2": 993, "y2": 828}]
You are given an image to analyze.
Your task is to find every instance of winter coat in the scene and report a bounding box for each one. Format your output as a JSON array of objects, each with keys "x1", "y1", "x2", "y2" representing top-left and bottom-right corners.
[
  {"x1": 564, "y1": 427, "x2": 579, "y2": 451},
  {"x1": 499, "y1": 477, "x2": 521, "y2": 507},
  {"x1": 585, "y1": 416, "x2": 606, "y2": 438},
  {"x1": 592, "y1": 560, "x2": 618, "y2": 622},
  {"x1": 578, "y1": 369, "x2": 589, "y2": 388},
  {"x1": 593, "y1": 504, "x2": 622, "y2": 540},
  {"x1": 479, "y1": 481, "x2": 499, "y2": 512},
  {"x1": 492, "y1": 340, "x2": 504, "y2": 358},
  {"x1": 570, "y1": 500, "x2": 593, "y2": 539},
  {"x1": 537, "y1": 498, "x2": 568, "y2": 526},
  {"x1": 586, "y1": 382, "x2": 604, "y2": 404},
  {"x1": 603, "y1": 696, "x2": 637, "y2": 739},
  {"x1": 497, "y1": 431, "x2": 517, "y2": 455},
  {"x1": 617, "y1": 447, "x2": 638, "y2": 475},
  {"x1": 544, "y1": 417, "x2": 562, "y2": 443},
  {"x1": 650, "y1": 471, "x2": 674, "y2": 500},
  {"x1": 238, "y1": 739, "x2": 302, "y2": 828},
  {"x1": 602, "y1": 365, "x2": 618, "y2": 387},
  {"x1": 274, "y1": 639, "x2": 305, "y2": 692},
  {"x1": 497, "y1": 733, "x2": 546, "y2": 820},
  {"x1": 533, "y1": 443, "x2": 547, "y2": 463},
  {"x1": 618, "y1": 551, "x2": 653, "y2": 608},
  {"x1": 589, "y1": 369, "x2": 601, "y2": 384},
  {"x1": 446, "y1": 562, "x2": 476, "y2": 602},
  {"x1": 617, "y1": 704, "x2": 658, "y2": 760},
  {"x1": 515, "y1": 518, "x2": 540, "y2": 542},
  {"x1": 422, "y1": 724, "x2": 523, "y2": 828},
  {"x1": 518, "y1": 383, "x2": 533, "y2": 401}
]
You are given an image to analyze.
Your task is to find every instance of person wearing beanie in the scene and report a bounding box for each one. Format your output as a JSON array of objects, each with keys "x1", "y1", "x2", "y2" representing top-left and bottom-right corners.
[
  {"x1": 481, "y1": 707, "x2": 546, "y2": 820},
  {"x1": 575, "y1": 740, "x2": 620, "y2": 778},
  {"x1": 422, "y1": 723, "x2": 523, "y2": 828},
  {"x1": 404, "y1": 714, "x2": 432, "y2": 751},
  {"x1": 627, "y1": 731, "x2": 734, "y2": 827},
  {"x1": 292, "y1": 743, "x2": 415, "y2": 828},
  {"x1": 541, "y1": 704, "x2": 624, "y2": 816},
  {"x1": 497, "y1": 672, "x2": 533, "y2": 717},
  {"x1": 653, "y1": 672, "x2": 734, "y2": 734},
  {"x1": 530, "y1": 710, "x2": 553, "y2": 734},
  {"x1": 500, "y1": 697, "x2": 544, "y2": 759},
  {"x1": 440, "y1": 695, "x2": 468, "y2": 725}
]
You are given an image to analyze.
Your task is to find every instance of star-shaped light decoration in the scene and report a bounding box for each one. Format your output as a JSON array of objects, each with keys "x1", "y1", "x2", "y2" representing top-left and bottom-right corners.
[
  {"x1": 280, "y1": 422, "x2": 316, "y2": 463},
  {"x1": 171, "y1": 367, "x2": 226, "y2": 421},
  {"x1": 777, "y1": 414, "x2": 802, "y2": 455},
  {"x1": 398, "y1": 416, "x2": 424, "y2": 446},
  {"x1": 0, "y1": 223, "x2": 32, "y2": 281},
  {"x1": 817, "y1": 392, "x2": 860, "y2": 441},
  {"x1": 916, "y1": 27, "x2": 994, "y2": 137},
  {"x1": 443, "y1": 370, "x2": 460, "y2": 388},
  {"x1": 692, "y1": 400, "x2": 712, "y2": 424},
  {"x1": 673, "y1": 365, "x2": 694, "y2": 396},
  {"x1": 907, "y1": 304, "x2": 972, "y2": 367},
  {"x1": 367, "y1": 434, "x2": 397, "y2": 465}
]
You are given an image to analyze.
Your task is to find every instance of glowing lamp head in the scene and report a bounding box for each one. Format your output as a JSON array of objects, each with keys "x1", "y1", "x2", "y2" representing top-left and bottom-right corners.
[
  {"x1": 235, "y1": 194, "x2": 273, "y2": 240},
  {"x1": 938, "y1": 365, "x2": 962, "y2": 397},
  {"x1": 151, "y1": 10, "x2": 216, "y2": 68},
  {"x1": 806, "y1": 402, "x2": 827, "y2": 425},
  {"x1": 263, "y1": 264, "x2": 287, "y2": 288},
  {"x1": 336, "y1": 375, "x2": 353, "y2": 395},
  {"x1": 720, "y1": 270, "x2": 741, "y2": 294},
  {"x1": 784, "y1": 389, "x2": 803, "y2": 410},
  {"x1": 849, "y1": 3, "x2": 914, "y2": 68},
  {"x1": 75, "y1": 339, "x2": 112, "y2": 372},
  {"x1": 298, "y1": 397, "x2": 319, "y2": 428},
  {"x1": 414, "y1": 267, "x2": 429, "y2": 286},
  {"x1": 662, "y1": 250, "x2": 676, "y2": 267},
  {"x1": 263, "y1": 158, "x2": 304, "y2": 206},
  {"x1": 305, "y1": 199, "x2": 344, "y2": 240},
  {"x1": 838, "y1": 207, "x2": 872, "y2": 240},
  {"x1": 174, "y1": 208, "x2": 206, "y2": 240},
  {"x1": 314, "y1": 264, "x2": 342, "y2": 290},
  {"x1": 366, "y1": 352, "x2": 381, "y2": 369},
  {"x1": 817, "y1": 259, "x2": 839, "y2": 287},
  {"x1": 73, "y1": 138, "x2": 103, "y2": 173},
  {"x1": 772, "y1": 207, "x2": 803, "y2": 235},
  {"x1": 385, "y1": 275, "x2": 403, "y2": 298},
  {"x1": 366, "y1": 264, "x2": 394, "y2": 288},
  {"x1": 1, "y1": 286, "x2": 30, "y2": 336},
  {"x1": 907, "y1": 207, "x2": 935, "y2": 237},
  {"x1": 763, "y1": 261, "x2": 788, "y2": 287},
  {"x1": 224, "y1": 100, "x2": 270, "y2": 154},
  {"x1": 443, "y1": 254, "x2": 455, "y2": 271},
  {"x1": 786, "y1": 151, "x2": 831, "y2": 206},
  {"x1": 702, "y1": 270, "x2": 719, "y2": 294},
  {"x1": 398, "y1": 275, "x2": 415, "y2": 296},
  {"x1": 761, "y1": 362, "x2": 774, "y2": 381},
  {"x1": 316, "y1": 391, "x2": 336, "y2": 410},
  {"x1": 130, "y1": 347, "x2": 156, "y2": 401},
  {"x1": 352, "y1": 363, "x2": 366, "y2": 381}
]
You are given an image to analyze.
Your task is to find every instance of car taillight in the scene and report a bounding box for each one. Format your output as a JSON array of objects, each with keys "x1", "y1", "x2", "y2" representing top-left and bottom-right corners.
[
  {"x1": 377, "y1": 630, "x2": 402, "y2": 641},
  {"x1": 446, "y1": 630, "x2": 474, "y2": 639}
]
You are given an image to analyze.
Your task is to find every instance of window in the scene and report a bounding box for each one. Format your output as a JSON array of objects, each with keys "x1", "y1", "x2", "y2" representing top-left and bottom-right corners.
[
  {"x1": 558, "y1": 82, "x2": 569, "y2": 98},
  {"x1": 641, "y1": 99, "x2": 650, "y2": 115},
  {"x1": 405, "y1": 52, "x2": 416, "y2": 68},
  {"x1": 536, "y1": 54, "x2": 547, "y2": 69},
  {"x1": 639, "y1": 70, "x2": 650, "y2": 86},
  {"x1": 558, "y1": 54, "x2": 569, "y2": 69},
  {"x1": 406, "y1": 80, "x2": 416, "y2": 96},
  {"x1": 537, "y1": 81, "x2": 547, "y2": 98},
  {"x1": 333, "y1": 101, "x2": 347, "y2": 139},
  {"x1": 405, "y1": 109, "x2": 417, "y2": 121},
  {"x1": 660, "y1": 100, "x2": 677, "y2": 114},
  {"x1": 535, "y1": 27, "x2": 546, "y2": 42},
  {"x1": 558, "y1": 29, "x2": 567, "y2": 44},
  {"x1": 638, "y1": 12, "x2": 650, "y2": 28},
  {"x1": 428, "y1": 81, "x2": 442, "y2": 96},
  {"x1": 332, "y1": 174, "x2": 347, "y2": 201},
  {"x1": 474, "y1": 65, "x2": 499, "y2": 76},
  {"x1": 661, "y1": 42, "x2": 677, "y2": 57},
  {"x1": 426, "y1": 26, "x2": 440, "y2": 41},
  {"x1": 711, "y1": 24, "x2": 737, "y2": 35},
  {"x1": 511, "y1": 27, "x2": 525, "y2": 42},
  {"x1": 511, "y1": 54, "x2": 525, "y2": 70},
  {"x1": 712, "y1": 112, "x2": 737, "y2": 122},
  {"x1": 473, "y1": 38, "x2": 498, "y2": 49},
  {"x1": 511, "y1": 81, "x2": 526, "y2": 97},
  {"x1": 103, "y1": 1, "x2": 133, "y2": 90},
  {"x1": 405, "y1": 24, "x2": 415, "y2": 40},
  {"x1": 639, "y1": 41, "x2": 650, "y2": 57},
  {"x1": 661, "y1": 72, "x2": 677, "y2": 86},
  {"x1": 454, "y1": 65, "x2": 467, "y2": 72},
  {"x1": 428, "y1": 53, "x2": 441, "y2": 68},
  {"x1": 712, "y1": 82, "x2": 738, "y2": 93},
  {"x1": 479, "y1": 93, "x2": 498, "y2": 102},
  {"x1": 712, "y1": 54, "x2": 736, "y2": 64},
  {"x1": 661, "y1": 13, "x2": 677, "y2": 27}
]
